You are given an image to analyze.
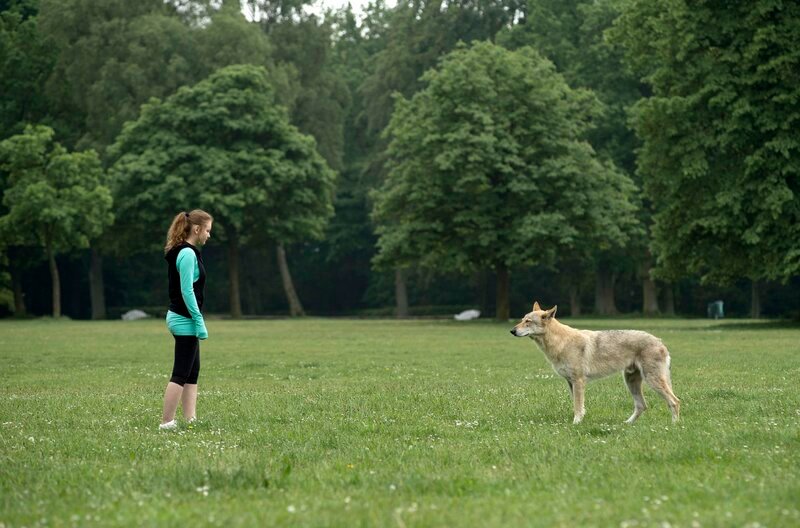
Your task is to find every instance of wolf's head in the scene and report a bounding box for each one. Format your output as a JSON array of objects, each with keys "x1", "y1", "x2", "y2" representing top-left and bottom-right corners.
[{"x1": 510, "y1": 301, "x2": 557, "y2": 337}]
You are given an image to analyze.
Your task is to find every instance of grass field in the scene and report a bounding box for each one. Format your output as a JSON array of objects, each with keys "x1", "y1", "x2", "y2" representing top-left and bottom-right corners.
[{"x1": 1, "y1": 317, "x2": 799, "y2": 527}]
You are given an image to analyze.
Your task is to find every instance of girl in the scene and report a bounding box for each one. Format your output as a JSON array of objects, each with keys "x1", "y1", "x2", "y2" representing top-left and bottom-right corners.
[{"x1": 160, "y1": 209, "x2": 213, "y2": 430}]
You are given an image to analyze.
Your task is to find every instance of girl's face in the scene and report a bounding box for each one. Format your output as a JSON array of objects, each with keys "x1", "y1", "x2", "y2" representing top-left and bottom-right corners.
[{"x1": 195, "y1": 221, "x2": 212, "y2": 246}]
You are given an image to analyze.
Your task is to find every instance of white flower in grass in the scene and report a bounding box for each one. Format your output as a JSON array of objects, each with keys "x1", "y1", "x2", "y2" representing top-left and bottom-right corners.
[{"x1": 287, "y1": 505, "x2": 296, "y2": 513}]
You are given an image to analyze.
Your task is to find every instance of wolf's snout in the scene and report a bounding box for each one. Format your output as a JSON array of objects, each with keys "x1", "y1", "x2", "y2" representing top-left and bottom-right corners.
[{"x1": 509, "y1": 328, "x2": 516, "y2": 336}]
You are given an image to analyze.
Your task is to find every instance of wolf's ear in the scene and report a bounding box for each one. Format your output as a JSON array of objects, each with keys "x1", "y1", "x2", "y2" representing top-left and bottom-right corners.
[
  {"x1": 543, "y1": 305, "x2": 557, "y2": 319},
  {"x1": 533, "y1": 301, "x2": 541, "y2": 311}
]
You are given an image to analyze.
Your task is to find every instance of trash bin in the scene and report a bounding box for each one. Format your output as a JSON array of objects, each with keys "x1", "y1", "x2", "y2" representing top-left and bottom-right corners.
[{"x1": 707, "y1": 300, "x2": 724, "y2": 319}]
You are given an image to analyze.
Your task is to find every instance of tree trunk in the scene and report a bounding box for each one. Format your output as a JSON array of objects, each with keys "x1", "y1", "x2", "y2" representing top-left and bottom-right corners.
[
  {"x1": 569, "y1": 285, "x2": 582, "y2": 316},
  {"x1": 495, "y1": 263, "x2": 510, "y2": 321},
  {"x1": 47, "y1": 245, "x2": 61, "y2": 318},
  {"x1": 640, "y1": 258, "x2": 660, "y2": 316},
  {"x1": 277, "y1": 244, "x2": 305, "y2": 316},
  {"x1": 89, "y1": 248, "x2": 106, "y2": 320},
  {"x1": 642, "y1": 279, "x2": 659, "y2": 316},
  {"x1": 228, "y1": 236, "x2": 242, "y2": 318},
  {"x1": 10, "y1": 254, "x2": 26, "y2": 317},
  {"x1": 750, "y1": 280, "x2": 761, "y2": 319},
  {"x1": 661, "y1": 283, "x2": 676, "y2": 316},
  {"x1": 594, "y1": 265, "x2": 618, "y2": 315},
  {"x1": 395, "y1": 268, "x2": 409, "y2": 318}
]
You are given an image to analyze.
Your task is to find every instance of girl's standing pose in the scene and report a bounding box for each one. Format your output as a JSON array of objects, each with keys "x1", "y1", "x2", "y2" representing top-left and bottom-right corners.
[{"x1": 160, "y1": 209, "x2": 213, "y2": 430}]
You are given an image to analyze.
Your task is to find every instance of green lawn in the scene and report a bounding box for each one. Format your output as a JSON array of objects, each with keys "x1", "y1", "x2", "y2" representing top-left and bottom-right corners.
[{"x1": 1, "y1": 317, "x2": 799, "y2": 527}]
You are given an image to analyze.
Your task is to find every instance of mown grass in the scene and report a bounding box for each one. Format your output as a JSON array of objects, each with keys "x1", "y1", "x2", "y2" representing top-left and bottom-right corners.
[{"x1": 1, "y1": 317, "x2": 798, "y2": 527}]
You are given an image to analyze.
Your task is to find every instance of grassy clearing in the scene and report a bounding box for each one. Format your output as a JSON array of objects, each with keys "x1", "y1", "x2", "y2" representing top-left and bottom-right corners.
[{"x1": 1, "y1": 317, "x2": 799, "y2": 527}]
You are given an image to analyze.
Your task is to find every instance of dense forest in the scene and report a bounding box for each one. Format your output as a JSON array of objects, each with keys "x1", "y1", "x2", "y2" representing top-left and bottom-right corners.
[{"x1": 1, "y1": 0, "x2": 798, "y2": 319}]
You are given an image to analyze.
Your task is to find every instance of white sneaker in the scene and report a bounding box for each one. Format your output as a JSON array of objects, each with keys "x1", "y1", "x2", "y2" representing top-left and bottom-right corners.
[
  {"x1": 159, "y1": 419, "x2": 178, "y2": 431},
  {"x1": 187, "y1": 416, "x2": 197, "y2": 424}
]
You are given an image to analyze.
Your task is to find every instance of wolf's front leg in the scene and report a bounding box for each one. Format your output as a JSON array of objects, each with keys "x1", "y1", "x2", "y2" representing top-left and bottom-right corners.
[{"x1": 571, "y1": 378, "x2": 586, "y2": 424}]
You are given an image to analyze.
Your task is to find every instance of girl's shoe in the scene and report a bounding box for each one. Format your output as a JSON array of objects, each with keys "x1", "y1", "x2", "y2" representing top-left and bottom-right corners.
[{"x1": 159, "y1": 419, "x2": 178, "y2": 431}]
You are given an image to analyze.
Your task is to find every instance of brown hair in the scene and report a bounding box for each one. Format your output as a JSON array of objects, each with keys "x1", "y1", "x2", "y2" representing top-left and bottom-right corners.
[{"x1": 164, "y1": 209, "x2": 213, "y2": 254}]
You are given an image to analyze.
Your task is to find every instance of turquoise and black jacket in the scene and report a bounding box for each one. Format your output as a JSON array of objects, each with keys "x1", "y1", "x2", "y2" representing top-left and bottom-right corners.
[{"x1": 164, "y1": 243, "x2": 208, "y2": 339}]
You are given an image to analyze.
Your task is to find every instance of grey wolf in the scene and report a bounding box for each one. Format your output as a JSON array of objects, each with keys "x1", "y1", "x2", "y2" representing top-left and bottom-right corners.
[{"x1": 510, "y1": 302, "x2": 680, "y2": 424}]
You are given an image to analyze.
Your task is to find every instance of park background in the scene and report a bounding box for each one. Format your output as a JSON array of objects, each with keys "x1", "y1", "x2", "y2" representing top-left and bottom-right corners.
[
  {"x1": 1, "y1": 0, "x2": 798, "y2": 322},
  {"x1": 2, "y1": 2, "x2": 800, "y2": 527}
]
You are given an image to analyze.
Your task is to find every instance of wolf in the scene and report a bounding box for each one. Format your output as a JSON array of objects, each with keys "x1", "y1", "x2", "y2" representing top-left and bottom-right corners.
[{"x1": 510, "y1": 302, "x2": 680, "y2": 424}]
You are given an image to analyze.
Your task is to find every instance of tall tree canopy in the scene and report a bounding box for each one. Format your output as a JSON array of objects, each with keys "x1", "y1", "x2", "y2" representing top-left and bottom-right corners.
[
  {"x1": 0, "y1": 125, "x2": 113, "y2": 317},
  {"x1": 0, "y1": 1, "x2": 56, "y2": 141},
  {"x1": 500, "y1": 0, "x2": 648, "y2": 315},
  {"x1": 108, "y1": 64, "x2": 336, "y2": 317},
  {"x1": 39, "y1": 0, "x2": 288, "y2": 154},
  {"x1": 38, "y1": 0, "x2": 292, "y2": 318},
  {"x1": 264, "y1": 13, "x2": 348, "y2": 171},
  {"x1": 358, "y1": 0, "x2": 525, "y2": 315},
  {"x1": 373, "y1": 41, "x2": 639, "y2": 319},
  {"x1": 612, "y1": 0, "x2": 800, "y2": 284}
]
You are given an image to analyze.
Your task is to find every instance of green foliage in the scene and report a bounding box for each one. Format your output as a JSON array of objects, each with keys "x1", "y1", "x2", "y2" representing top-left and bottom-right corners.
[
  {"x1": 319, "y1": 6, "x2": 387, "y2": 264},
  {"x1": 362, "y1": 0, "x2": 525, "y2": 136},
  {"x1": 0, "y1": 2, "x2": 57, "y2": 141},
  {"x1": 266, "y1": 14, "x2": 349, "y2": 171},
  {"x1": 0, "y1": 125, "x2": 113, "y2": 253},
  {"x1": 39, "y1": 0, "x2": 288, "y2": 154},
  {"x1": 499, "y1": 0, "x2": 647, "y2": 295},
  {"x1": 108, "y1": 64, "x2": 336, "y2": 252},
  {"x1": 499, "y1": 0, "x2": 642, "y2": 174},
  {"x1": 373, "y1": 41, "x2": 639, "y2": 273},
  {"x1": 611, "y1": 0, "x2": 800, "y2": 283}
]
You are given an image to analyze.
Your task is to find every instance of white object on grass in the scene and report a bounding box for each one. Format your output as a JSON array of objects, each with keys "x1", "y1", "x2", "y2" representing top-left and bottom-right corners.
[
  {"x1": 122, "y1": 309, "x2": 150, "y2": 321},
  {"x1": 454, "y1": 309, "x2": 480, "y2": 321}
]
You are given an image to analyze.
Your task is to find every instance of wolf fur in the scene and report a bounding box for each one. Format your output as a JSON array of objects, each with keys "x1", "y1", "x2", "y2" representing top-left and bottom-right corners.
[{"x1": 510, "y1": 302, "x2": 680, "y2": 424}]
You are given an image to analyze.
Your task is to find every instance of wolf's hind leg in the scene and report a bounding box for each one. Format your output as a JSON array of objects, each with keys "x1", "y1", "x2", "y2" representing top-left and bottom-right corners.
[
  {"x1": 623, "y1": 366, "x2": 647, "y2": 424},
  {"x1": 642, "y1": 356, "x2": 680, "y2": 422}
]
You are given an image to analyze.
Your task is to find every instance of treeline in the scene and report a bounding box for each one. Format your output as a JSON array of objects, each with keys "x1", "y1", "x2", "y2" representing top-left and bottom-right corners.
[{"x1": 1, "y1": 0, "x2": 798, "y2": 320}]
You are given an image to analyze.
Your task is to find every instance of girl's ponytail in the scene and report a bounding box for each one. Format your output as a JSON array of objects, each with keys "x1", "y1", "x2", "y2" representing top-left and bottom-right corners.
[{"x1": 164, "y1": 209, "x2": 213, "y2": 254}]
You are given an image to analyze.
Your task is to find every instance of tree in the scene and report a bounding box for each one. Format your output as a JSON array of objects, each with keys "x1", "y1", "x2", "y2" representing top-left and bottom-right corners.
[
  {"x1": 372, "y1": 42, "x2": 639, "y2": 320},
  {"x1": 0, "y1": 125, "x2": 113, "y2": 317},
  {"x1": 1, "y1": 1, "x2": 61, "y2": 316},
  {"x1": 39, "y1": 0, "x2": 291, "y2": 318},
  {"x1": 108, "y1": 64, "x2": 336, "y2": 317},
  {"x1": 499, "y1": 0, "x2": 649, "y2": 315},
  {"x1": 611, "y1": 0, "x2": 800, "y2": 316},
  {"x1": 261, "y1": 13, "x2": 348, "y2": 171},
  {"x1": 359, "y1": 0, "x2": 524, "y2": 316}
]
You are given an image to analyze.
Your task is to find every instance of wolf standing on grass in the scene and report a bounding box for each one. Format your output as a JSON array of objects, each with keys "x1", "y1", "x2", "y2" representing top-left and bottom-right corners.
[
  {"x1": 159, "y1": 210, "x2": 213, "y2": 431},
  {"x1": 511, "y1": 302, "x2": 680, "y2": 424}
]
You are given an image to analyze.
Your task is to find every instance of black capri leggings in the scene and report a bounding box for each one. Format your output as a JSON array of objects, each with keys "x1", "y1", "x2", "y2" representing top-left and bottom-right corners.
[{"x1": 170, "y1": 335, "x2": 200, "y2": 386}]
